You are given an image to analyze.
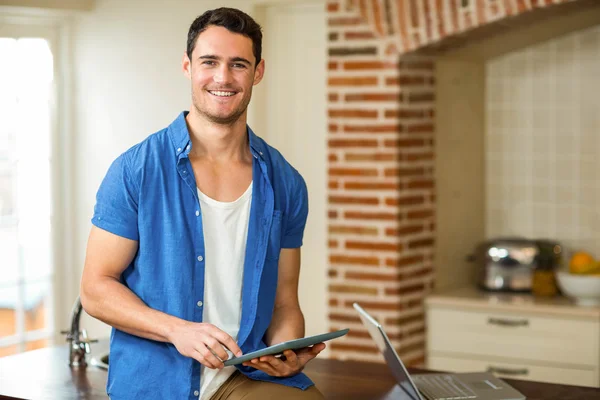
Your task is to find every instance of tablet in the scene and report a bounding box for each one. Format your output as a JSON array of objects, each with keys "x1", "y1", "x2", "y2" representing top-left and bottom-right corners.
[{"x1": 223, "y1": 328, "x2": 349, "y2": 366}]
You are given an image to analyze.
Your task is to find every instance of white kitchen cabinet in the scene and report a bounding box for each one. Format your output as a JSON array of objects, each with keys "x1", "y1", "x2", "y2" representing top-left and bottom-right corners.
[{"x1": 425, "y1": 288, "x2": 600, "y2": 387}]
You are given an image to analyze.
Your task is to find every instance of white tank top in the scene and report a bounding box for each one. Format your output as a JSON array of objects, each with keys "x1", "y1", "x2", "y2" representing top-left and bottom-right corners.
[{"x1": 197, "y1": 182, "x2": 252, "y2": 400}]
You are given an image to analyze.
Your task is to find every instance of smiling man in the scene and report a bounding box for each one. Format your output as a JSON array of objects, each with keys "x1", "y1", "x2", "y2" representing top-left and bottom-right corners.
[{"x1": 80, "y1": 7, "x2": 325, "y2": 400}]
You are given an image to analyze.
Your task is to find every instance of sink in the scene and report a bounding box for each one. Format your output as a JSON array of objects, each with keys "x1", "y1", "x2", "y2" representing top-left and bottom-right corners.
[{"x1": 90, "y1": 353, "x2": 109, "y2": 370}]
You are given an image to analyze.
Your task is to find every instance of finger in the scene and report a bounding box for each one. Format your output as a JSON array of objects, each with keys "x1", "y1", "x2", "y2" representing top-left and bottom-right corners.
[
  {"x1": 212, "y1": 329, "x2": 243, "y2": 357},
  {"x1": 193, "y1": 348, "x2": 220, "y2": 369},
  {"x1": 283, "y1": 349, "x2": 298, "y2": 366},
  {"x1": 205, "y1": 337, "x2": 229, "y2": 362},
  {"x1": 250, "y1": 360, "x2": 281, "y2": 376},
  {"x1": 197, "y1": 344, "x2": 224, "y2": 369}
]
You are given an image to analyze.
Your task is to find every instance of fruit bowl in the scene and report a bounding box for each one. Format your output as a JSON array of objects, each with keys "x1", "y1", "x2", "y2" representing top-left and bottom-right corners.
[{"x1": 556, "y1": 271, "x2": 600, "y2": 306}]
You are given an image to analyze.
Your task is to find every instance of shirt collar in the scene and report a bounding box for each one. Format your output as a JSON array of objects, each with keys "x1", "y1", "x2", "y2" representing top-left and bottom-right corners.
[{"x1": 167, "y1": 111, "x2": 266, "y2": 161}]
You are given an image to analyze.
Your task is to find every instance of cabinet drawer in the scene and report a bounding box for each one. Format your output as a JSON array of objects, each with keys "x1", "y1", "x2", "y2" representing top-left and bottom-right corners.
[
  {"x1": 427, "y1": 307, "x2": 600, "y2": 367},
  {"x1": 428, "y1": 354, "x2": 599, "y2": 388}
]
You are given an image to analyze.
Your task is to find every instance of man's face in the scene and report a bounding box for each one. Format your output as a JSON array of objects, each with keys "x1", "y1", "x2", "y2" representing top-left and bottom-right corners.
[{"x1": 183, "y1": 25, "x2": 264, "y2": 125}]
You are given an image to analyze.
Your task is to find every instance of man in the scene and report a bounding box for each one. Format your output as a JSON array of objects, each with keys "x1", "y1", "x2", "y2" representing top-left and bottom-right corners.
[{"x1": 80, "y1": 7, "x2": 325, "y2": 400}]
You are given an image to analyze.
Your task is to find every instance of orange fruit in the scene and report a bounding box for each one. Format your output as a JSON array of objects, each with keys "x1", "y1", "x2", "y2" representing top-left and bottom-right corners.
[{"x1": 569, "y1": 251, "x2": 596, "y2": 274}]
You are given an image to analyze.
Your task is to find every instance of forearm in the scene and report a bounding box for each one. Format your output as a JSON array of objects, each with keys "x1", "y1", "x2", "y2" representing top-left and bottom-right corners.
[
  {"x1": 80, "y1": 276, "x2": 185, "y2": 343},
  {"x1": 264, "y1": 305, "x2": 305, "y2": 346}
]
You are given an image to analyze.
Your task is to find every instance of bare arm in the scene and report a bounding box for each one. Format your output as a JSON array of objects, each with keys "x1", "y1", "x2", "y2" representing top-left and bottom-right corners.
[
  {"x1": 243, "y1": 247, "x2": 325, "y2": 376},
  {"x1": 263, "y1": 247, "x2": 305, "y2": 346},
  {"x1": 80, "y1": 226, "x2": 180, "y2": 341},
  {"x1": 80, "y1": 226, "x2": 242, "y2": 368}
]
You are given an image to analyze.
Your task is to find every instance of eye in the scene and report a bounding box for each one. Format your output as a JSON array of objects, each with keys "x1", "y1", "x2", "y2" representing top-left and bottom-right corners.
[
  {"x1": 232, "y1": 63, "x2": 247, "y2": 69},
  {"x1": 202, "y1": 60, "x2": 216, "y2": 66}
]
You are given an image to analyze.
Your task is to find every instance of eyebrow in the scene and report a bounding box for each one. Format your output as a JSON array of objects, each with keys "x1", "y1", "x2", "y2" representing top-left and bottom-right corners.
[{"x1": 198, "y1": 54, "x2": 252, "y2": 66}]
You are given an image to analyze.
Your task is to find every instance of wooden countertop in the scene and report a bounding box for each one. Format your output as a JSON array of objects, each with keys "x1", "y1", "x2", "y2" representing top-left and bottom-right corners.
[
  {"x1": 0, "y1": 342, "x2": 598, "y2": 400},
  {"x1": 426, "y1": 287, "x2": 600, "y2": 319}
]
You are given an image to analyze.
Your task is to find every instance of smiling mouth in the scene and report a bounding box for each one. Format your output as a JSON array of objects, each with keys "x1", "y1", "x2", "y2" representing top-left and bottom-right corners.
[{"x1": 208, "y1": 90, "x2": 237, "y2": 97}]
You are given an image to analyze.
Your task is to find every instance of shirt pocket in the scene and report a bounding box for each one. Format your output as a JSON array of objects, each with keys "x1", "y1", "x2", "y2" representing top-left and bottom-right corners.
[{"x1": 265, "y1": 210, "x2": 283, "y2": 261}]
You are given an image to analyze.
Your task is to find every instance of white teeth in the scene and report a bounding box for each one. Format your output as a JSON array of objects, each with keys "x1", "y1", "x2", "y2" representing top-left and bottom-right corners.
[{"x1": 210, "y1": 91, "x2": 235, "y2": 97}]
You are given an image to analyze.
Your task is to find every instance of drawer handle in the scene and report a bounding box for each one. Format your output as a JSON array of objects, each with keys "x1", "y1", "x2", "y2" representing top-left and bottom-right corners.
[
  {"x1": 487, "y1": 366, "x2": 529, "y2": 376},
  {"x1": 487, "y1": 317, "x2": 529, "y2": 327}
]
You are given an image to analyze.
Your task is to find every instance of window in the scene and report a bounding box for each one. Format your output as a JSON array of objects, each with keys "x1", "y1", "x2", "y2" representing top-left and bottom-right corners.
[{"x1": 0, "y1": 31, "x2": 58, "y2": 356}]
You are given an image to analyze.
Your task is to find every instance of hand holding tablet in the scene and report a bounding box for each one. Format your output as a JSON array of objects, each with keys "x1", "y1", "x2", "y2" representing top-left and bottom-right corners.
[{"x1": 223, "y1": 328, "x2": 349, "y2": 366}]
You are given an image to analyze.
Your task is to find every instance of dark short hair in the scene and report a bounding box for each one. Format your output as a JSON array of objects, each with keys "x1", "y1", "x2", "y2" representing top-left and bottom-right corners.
[{"x1": 187, "y1": 7, "x2": 263, "y2": 66}]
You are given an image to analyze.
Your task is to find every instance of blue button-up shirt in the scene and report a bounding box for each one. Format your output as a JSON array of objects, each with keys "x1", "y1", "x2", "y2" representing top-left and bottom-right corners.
[{"x1": 92, "y1": 112, "x2": 313, "y2": 399}]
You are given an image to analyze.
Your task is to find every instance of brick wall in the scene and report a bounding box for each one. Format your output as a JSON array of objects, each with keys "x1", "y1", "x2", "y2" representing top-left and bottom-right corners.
[{"x1": 326, "y1": 0, "x2": 578, "y2": 364}]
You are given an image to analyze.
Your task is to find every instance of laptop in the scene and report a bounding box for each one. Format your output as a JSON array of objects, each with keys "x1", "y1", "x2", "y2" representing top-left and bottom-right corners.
[{"x1": 353, "y1": 303, "x2": 526, "y2": 400}]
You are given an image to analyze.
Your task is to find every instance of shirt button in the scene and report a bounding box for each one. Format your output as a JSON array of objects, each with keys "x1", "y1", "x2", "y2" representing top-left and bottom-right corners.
[
  {"x1": 197, "y1": 301, "x2": 203, "y2": 307},
  {"x1": 195, "y1": 210, "x2": 200, "y2": 216},
  {"x1": 197, "y1": 255, "x2": 203, "y2": 262},
  {"x1": 194, "y1": 390, "x2": 199, "y2": 396},
  {"x1": 177, "y1": 147, "x2": 182, "y2": 152}
]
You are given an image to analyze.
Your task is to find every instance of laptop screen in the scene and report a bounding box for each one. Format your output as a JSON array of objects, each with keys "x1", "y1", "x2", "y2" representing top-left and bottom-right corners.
[{"x1": 353, "y1": 303, "x2": 423, "y2": 400}]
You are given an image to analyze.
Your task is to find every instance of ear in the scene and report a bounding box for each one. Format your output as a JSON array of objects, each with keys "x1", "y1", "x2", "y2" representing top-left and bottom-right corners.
[
  {"x1": 253, "y1": 59, "x2": 265, "y2": 86},
  {"x1": 182, "y1": 51, "x2": 192, "y2": 79}
]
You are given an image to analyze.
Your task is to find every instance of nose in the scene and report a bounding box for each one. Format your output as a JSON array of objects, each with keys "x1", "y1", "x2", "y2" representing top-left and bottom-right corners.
[{"x1": 213, "y1": 64, "x2": 233, "y2": 84}]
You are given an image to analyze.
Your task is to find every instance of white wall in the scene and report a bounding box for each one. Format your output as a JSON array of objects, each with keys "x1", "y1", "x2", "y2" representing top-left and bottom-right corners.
[
  {"x1": 485, "y1": 25, "x2": 600, "y2": 255},
  {"x1": 70, "y1": 0, "x2": 327, "y2": 339}
]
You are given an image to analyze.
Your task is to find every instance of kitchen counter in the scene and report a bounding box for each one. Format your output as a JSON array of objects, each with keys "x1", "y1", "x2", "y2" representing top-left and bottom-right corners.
[
  {"x1": 427, "y1": 286, "x2": 600, "y2": 319},
  {"x1": 0, "y1": 341, "x2": 599, "y2": 399}
]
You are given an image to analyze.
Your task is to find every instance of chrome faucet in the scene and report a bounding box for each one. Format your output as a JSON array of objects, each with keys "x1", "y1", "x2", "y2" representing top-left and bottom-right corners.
[{"x1": 61, "y1": 296, "x2": 97, "y2": 368}]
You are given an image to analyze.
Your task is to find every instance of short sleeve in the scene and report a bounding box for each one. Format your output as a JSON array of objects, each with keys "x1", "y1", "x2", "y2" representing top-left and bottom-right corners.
[
  {"x1": 280, "y1": 175, "x2": 308, "y2": 249},
  {"x1": 91, "y1": 153, "x2": 140, "y2": 241}
]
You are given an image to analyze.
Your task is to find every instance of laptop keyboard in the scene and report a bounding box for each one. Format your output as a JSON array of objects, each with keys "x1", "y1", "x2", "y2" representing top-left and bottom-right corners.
[{"x1": 413, "y1": 375, "x2": 477, "y2": 400}]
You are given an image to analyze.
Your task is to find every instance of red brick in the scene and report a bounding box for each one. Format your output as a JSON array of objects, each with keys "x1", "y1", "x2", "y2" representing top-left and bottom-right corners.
[
  {"x1": 328, "y1": 32, "x2": 339, "y2": 42},
  {"x1": 327, "y1": 2, "x2": 339, "y2": 12},
  {"x1": 329, "y1": 313, "x2": 361, "y2": 323},
  {"x1": 406, "y1": 152, "x2": 434, "y2": 161},
  {"x1": 328, "y1": 153, "x2": 338, "y2": 162},
  {"x1": 329, "y1": 255, "x2": 380, "y2": 266},
  {"x1": 385, "y1": 195, "x2": 425, "y2": 206},
  {"x1": 329, "y1": 225, "x2": 378, "y2": 235},
  {"x1": 384, "y1": 138, "x2": 426, "y2": 148},
  {"x1": 386, "y1": 76, "x2": 426, "y2": 86},
  {"x1": 408, "y1": 238, "x2": 435, "y2": 249},
  {"x1": 328, "y1": 61, "x2": 338, "y2": 70},
  {"x1": 328, "y1": 123, "x2": 339, "y2": 133},
  {"x1": 344, "y1": 300, "x2": 402, "y2": 311},
  {"x1": 407, "y1": 179, "x2": 434, "y2": 189},
  {"x1": 329, "y1": 93, "x2": 339, "y2": 102},
  {"x1": 384, "y1": 167, "x2": 425, "y2": 177},
  {"x1": 346, "y1": 271, "x2": 399, "y2": 281},
  {"x1": 385, "y1": 225, "x2": 424, "y2": 236},
  {"x1": 407, "y1": 209, "x2": 433, "y2": 220},
  {"x1": 329, "y1": 109, "x2": 378, "y2": 118},
  {"x1": 343, "y1": 61, "x2": 397, "y2": 70},
  {"x1": 407, "y1": 123, "x2": 434, "y2": 133},
  {"x1": 328, "y1": 180, "x2": 339, "y2": 189},
  {"x1": 329, "y1": 284, "x2": 378, "y2": 295},
  {"x1": 328, "y1": 269, "x2": 338, "y2": 277},
  {"x1": 329, "y1": 139, "x2": 378, "y2": 148},
  {"x1": 344, "y1": 124, "x2": 400, "y2": 133},
  {"x1": 385, "y1": 254, "x2": 425, "y2": 267},
  {"x1": 385, "y1": 283, "x2": 425, "y2": 296},
  {"x1": 345, "y1": 93, "x2": 401, "y2": 102},
  {"x1": 344, "y1": 182, "x2": 401, "y2": 191},
  {"x1": 345, "y1": 153, "x2": 399, "y2": 162},
  {"x1": 344, "y1": 31, "x2": 376, "y2": 40},
  {"x1": 329, "y1": 167, "x2": 378, "y2": 177},
  {"x1": 328, "y1": 210, "x2": 338, "y2": 219},
  {"x1": 329, "y1": 298, "x2": 338, "y2": 307},
  {"x1": 344, "y1": 211, "x2": 399, "y2": 221},
  {"x1": 328, "y1": 17, "x2": 365, "y2": 26},
  {"x1": 329, "y1": 196, "x2": 379, "y2": 205},
  {"x1": 328, "y1": 239, "x2": 339, "y2": 248},
  {"x1": 346, "y1": 241, "x2": 402, "y2": 252},
  {"x1": 385, "y1": 109, "x2": 428, "y2": 119},
  {"x1": 328, "y1": 77, "x2": 377, "y2": 86}
]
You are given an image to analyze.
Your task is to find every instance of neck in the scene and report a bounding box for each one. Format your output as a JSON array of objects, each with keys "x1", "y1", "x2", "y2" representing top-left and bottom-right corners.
[{"x1": 185, "y1": 108, "x2": 250, "y2": 162}]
